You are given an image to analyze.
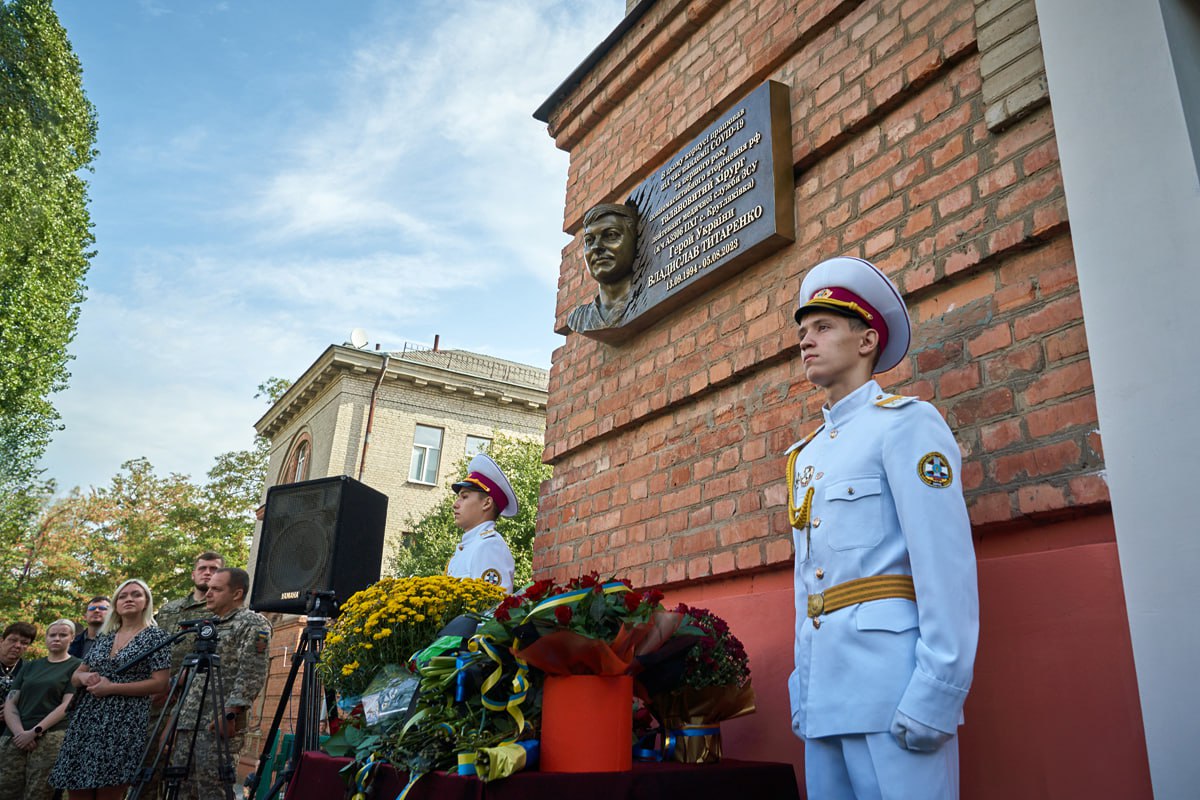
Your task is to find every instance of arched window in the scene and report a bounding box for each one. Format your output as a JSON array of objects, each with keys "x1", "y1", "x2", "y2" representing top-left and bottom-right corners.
[{"x1": 281, "y1": 433, "x2": 313, "y2": 484}]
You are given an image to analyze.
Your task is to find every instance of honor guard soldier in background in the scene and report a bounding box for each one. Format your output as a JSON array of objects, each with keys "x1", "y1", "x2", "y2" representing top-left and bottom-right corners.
[
  {"x1": 447, "y1": 453, "x2": 518, "y2": 592},
  {"x1": 785, "y1": 256, "x2": 979, "y2": 800},
  {"x1": 174, "y1": 567, "x2": 270, "y2": 800}
]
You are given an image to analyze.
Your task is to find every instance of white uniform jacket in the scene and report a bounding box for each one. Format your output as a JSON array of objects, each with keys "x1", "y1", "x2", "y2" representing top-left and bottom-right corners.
[
  {"x1": 446, "y1": 521, "x2": 515, "y2": 593},
  {"x1": 787, "y1": 379, "x2": 978, "y2": 739}
]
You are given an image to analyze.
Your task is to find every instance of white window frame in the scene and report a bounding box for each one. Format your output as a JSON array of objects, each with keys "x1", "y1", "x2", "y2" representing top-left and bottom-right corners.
[
  {"x1": 408, "y1": 424, "x2": 444, "y2": 485},
  {"x1": 465, "y1": 435, "x2": 492, "y2": 456}
]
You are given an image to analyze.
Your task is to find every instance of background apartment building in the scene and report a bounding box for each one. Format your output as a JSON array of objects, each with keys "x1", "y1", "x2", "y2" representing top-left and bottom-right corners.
[
  {"x1": 239, "y1": 340, "x2": 547, "y2": 780},
  {"x1": 251, "y1": 340, "x2": 548, "y2": 563}
]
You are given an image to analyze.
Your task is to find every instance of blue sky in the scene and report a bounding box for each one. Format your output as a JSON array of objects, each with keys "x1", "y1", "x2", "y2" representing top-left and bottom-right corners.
[{"x1": 40, "y1": 0, "x2": 623, "y2": 493}]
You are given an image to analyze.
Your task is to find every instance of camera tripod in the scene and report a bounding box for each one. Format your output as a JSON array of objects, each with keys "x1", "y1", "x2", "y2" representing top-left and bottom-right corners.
[
  {"x1": 246, "y1": 590, "x2": 337, "y2": 800},
  {"x1": 128, "y1": 618, "x2": 237, "y2": 800}
]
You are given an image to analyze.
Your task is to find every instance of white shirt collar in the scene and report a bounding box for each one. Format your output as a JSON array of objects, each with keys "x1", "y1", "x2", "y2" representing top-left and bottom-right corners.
[
  {"x1": 459, "y1": 520, "x2": 496, "y2": 547},
  {"x1": 822, "y1": 379, "x2": 881, "y2": 429}
]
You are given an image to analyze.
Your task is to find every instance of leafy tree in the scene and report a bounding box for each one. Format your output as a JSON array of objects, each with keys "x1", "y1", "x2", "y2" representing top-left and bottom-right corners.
[
  {"x1": 0, "y1": 381, "x2": 288, "y2": 634},
  {"x1": 0, "y1": 480, "x2": 83, "y2": 631},
  {"x1": 0, "y1": 0, "x2": 97, "y2": 497},
  {"x1": 390, "y1": 432, "x2": 551, "y2": 587},
  {"x1": 0, "y1": 455, "x2": 255, "y2": 634}
]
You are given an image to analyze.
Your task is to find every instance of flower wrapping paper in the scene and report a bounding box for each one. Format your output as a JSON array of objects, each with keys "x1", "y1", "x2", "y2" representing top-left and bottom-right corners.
[
  {"x1": 515, "y1": 611, "x2": 685, "y2": 675},
  {"x1": 653, "y1": 683, "x2": 757, "y2": 763}
]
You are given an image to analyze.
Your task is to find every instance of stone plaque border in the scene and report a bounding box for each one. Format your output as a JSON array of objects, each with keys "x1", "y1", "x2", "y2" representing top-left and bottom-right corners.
[{"x1": 562, "y1": 80, "x2": 795, "y2": 343}]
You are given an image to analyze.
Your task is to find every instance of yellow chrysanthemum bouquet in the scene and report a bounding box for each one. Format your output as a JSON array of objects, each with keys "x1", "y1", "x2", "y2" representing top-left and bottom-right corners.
[{"x1": 319, "y1": 576, "x2": 506, "y2": 698}]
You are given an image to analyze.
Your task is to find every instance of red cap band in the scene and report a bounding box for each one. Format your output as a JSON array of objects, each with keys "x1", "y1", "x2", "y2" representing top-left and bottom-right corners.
[
  {"x1": 802, "y1": 287, "x2": 889, "y2": 355},
  {"x1": 460, "y1": 472, "x2": 509, "y2": 514}
]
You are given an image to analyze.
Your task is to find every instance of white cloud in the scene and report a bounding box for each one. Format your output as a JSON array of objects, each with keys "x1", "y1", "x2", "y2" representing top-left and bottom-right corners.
[
  {"x1": 247, "y1": 0, "x2": 616, "y2": 285},
  {"x1": 40, "y1": 0, "x2": 624, "y2": 493},
  {"x1": 137, "y1": 0, "x2": 172, "y2": 18}
]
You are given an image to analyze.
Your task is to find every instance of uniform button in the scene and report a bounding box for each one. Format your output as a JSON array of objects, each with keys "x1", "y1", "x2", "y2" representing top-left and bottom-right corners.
[
  {"x1": 812, "y1": 618, "x2": 821, "y2": 629},
  {"x1": 876, "y1": 395, "x2": 883, "y2": 400},
  {"x1": 829, "y1": 429, "x2": 839, "y2": 439},
  {"x1": 815, "y1": 568, "x2": 825, "y2": 579},
  {"x1": 812, "y1": 518, "x2": 821, "y2": 527},
  {"x1": 847, "y1": 486, "x2": 855, "y2": 495}
]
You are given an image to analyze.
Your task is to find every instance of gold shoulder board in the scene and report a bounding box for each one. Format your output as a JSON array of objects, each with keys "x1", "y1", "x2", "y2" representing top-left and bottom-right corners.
[{"x1": 875, "y1": 394, "x2": 918, "y2": 409}]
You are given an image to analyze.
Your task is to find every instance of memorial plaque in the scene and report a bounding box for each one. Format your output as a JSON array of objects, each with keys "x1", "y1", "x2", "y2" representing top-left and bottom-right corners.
[{"x1": 563, "y1": 80, "x2": 794, "y2": 343}]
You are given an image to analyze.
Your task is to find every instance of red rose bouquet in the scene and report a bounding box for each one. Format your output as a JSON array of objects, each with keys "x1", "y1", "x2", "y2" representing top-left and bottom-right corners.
[
  {"x1": 641, "y1": 603, "x2": 756, "y2": 764},
  {"x1": 480, "y1": 573, "x2": 684, "y2": 675}
]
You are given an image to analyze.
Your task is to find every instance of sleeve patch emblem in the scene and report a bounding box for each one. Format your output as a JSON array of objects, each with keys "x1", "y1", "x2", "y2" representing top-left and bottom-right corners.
[
  {"x1": 255, "y1": 630, "x2": 269, "y2": 654},
  {"x1": 481, "y1": 568, "x2": 502, "y2": 585},
  {"x1": 918, "y1": 452, "x2": 953, "y2": 488}
]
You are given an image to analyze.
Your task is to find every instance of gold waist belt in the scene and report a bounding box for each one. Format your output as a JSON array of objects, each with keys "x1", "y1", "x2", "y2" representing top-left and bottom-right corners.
[{"x1": 807, "y1": 574, "x2": 916, "y2": 618}]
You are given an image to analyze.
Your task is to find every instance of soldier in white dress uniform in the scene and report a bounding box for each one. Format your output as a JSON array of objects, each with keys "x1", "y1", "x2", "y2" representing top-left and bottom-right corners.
[
  {"x1": 446, "y1": 453, "x2": 518, "y2": 593},
  {"x1": 786, "y1": 256, "x2": 979, "y2": 800}
]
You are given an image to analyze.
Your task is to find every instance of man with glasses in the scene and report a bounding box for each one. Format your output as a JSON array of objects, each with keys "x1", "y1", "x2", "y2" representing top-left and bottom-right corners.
[{"x1": 68, "y1": 596, "x2": 110, "y2": 659}]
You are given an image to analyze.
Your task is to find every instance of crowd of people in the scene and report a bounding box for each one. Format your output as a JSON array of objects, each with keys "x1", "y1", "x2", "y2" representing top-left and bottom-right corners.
[{"x1": 0, "y1": 552, "x2": 273, "y2": 800}]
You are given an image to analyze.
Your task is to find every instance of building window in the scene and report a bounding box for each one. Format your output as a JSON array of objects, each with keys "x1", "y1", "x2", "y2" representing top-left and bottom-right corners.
[
  {"x1": 281, "y1": 434, "x2": 312, "y2": 484},
  {"x1": 409, "y1": 424, "x2": 444, "y2": 484},
  {"x1": 465, "y1": 435, "x2": 492, "y2": 456}
]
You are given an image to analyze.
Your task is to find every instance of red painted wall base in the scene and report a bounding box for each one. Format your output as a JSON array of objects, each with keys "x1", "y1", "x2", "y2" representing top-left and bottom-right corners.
[{"x1": 664, "y1": 513, "x2": 1152, "y2": 798}]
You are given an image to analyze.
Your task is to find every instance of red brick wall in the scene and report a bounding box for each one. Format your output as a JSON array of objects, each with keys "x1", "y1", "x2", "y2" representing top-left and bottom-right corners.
[
  {"x1": 538, "y1": 3, "x2": 1156, "y2": 794},
  {"x1": 537, "y1": 0, "x2": 1104, "y2": 585}
]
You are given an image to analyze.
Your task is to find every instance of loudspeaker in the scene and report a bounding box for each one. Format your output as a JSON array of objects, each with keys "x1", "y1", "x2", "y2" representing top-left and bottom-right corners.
[{"x1": 250, "y1": 475, "x2": 389, "y2": 614}]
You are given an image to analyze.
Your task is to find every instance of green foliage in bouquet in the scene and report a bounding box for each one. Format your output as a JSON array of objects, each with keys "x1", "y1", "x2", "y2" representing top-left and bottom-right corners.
[
  {"x1": 376, "y1": 573, "x2": 678, "y2": 780},
  {"x1": 381, "y1": 643, "x2": 539, "y2": 778},
  {"x1": 318, "y1": 576, "x2": 506, "y2": 697},
  {"x1": 480, "y1": 574, "x2": 664, "y2": 644}
]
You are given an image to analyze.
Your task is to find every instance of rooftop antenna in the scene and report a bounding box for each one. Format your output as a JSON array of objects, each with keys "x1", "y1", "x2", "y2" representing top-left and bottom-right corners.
[{"x1": 350, "y1": 328, "x2": 369, "y2": 349}]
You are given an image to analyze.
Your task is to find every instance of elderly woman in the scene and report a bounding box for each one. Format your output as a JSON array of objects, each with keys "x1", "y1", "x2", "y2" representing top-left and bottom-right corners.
[
  {"x1": 0, "y1": 619, "x2": 80, "y2": 800},
  {"x1": 49, "y1": 579, "x2": 170, "y2": 800}
]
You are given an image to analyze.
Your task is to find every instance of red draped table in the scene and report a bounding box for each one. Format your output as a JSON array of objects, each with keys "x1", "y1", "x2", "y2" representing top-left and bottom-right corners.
[{"x1": 284, "y1": 751, "x2": 801, "y2": 800}]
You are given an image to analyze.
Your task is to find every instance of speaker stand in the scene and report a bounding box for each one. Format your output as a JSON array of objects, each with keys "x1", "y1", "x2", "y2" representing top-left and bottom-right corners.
[{"x1": 245, "y1": 590, "x2": 336, "y2": 800}]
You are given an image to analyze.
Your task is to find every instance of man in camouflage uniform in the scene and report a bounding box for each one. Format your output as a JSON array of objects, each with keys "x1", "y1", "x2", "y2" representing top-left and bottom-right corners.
[
  {"x1": 142, "y1": 552, "x2": 224, "y2": 798},
  {"x1": 156, "y1": 551, "x2": 225, "y2": 676},
  {"x1": 172, "y1": 567, "x2": 270, "y2": 800}
]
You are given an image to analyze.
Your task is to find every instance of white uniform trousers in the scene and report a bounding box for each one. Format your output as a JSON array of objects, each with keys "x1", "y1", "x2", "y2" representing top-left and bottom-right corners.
[{"x1": 804, "y1": 732, "x2": 959, "y2": 800}]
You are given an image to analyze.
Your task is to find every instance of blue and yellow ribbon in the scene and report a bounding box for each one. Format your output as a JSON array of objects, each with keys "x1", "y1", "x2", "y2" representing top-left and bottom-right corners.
[
  {"x1": 456, "y1": 751, "x2": 478, "y2": 776},
  {"x1": 396, "y1": 770, "x2": 423, "y2": 800},
  {"x1": 674, "y1": 724, "x2": 721, "y2": 738},
  {"x1": 524, "y1": 581, "x2": 631, "y2": 619},
  {"x1": 633, "y1": 730, "x2": 677, "y2": 762},
  {"x1": 467, "y1": 634, "x2": 531, "y2": 733},
  {"x1": 633, "y1": 726, "x2": 719, "y2": 763},
  {"x1": 475, "y1": 740, "x2": 539, "y2": 781},
  {"x1": 350, "y1": 754, "x2": 383, "y2": 799}
]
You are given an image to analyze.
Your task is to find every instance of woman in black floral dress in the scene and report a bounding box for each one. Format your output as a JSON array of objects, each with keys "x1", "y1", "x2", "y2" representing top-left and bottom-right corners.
[{"x1": 49, "y1": 578, "x2": 170, "y2": 799}]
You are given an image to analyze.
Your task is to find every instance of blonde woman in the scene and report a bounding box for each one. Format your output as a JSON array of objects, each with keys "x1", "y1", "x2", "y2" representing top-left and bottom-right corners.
[{"x1": 49, "y1": 579, "x2": 170, "y2": 800}]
